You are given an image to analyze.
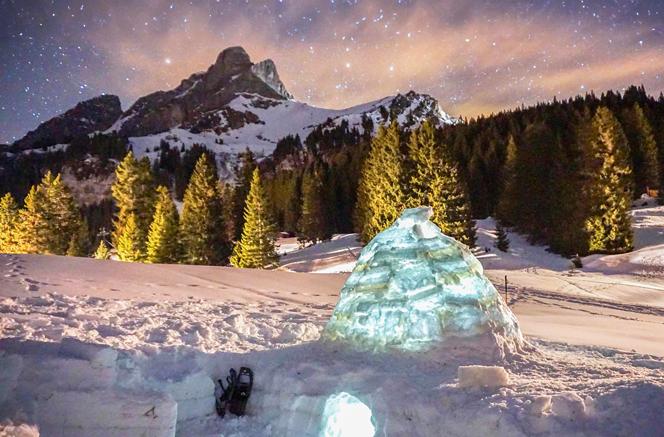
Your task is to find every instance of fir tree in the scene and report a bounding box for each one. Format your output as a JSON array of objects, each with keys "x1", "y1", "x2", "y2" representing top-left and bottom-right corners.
[
  {"x1": 180, "y1": 154, "x2": 229, "y2": 265},
  {"x1": 584, "y1": 107, "x2": 634, "y2": 253},
  {"x1": 111, "y1": 151, "x2": 155, "y2": 257},
  {"x1": 44, "y1": 172, "x2": 82, "y2": 254},
  {"x1": 230, "y1": 168, "x2": 278, "y2": 268},
  {"x1": 297, "y1": 165, "x2": 328, "y2": 244},
  {"x1": 16, "y1": 185, "x2": 49, "y2": 254},
  {"x1": 621, "y1": 103, "x2": 659, "y2": 196},
  {"x1": 404, "y1": 120, "x2": 475, "y2": 246},
  {"x1": 16, "y1": 172, "x2": 81, "y2": 255},
  {"x1": 219, "y1": 182, "x2": 236, "y2": 242},
  {"x1": 116, "y1": 213, "x2": 143, "y2": 261},
  {"x1": 495, "y1": 223, "x2": 510, "y2": 252},
  {"x1": 67, "y1": 219, "x2": 90, "y2": 257},
  {"x1": 496, "y1": 135, "x2": 518, "y2": 225},
  {"x1": 146, "y1": 186, "x2": 180, "y2": 263},
  {"x1": 93, "y1": 240, "x2": 110, "y2": 260},
  {"x1": 356, "y1": 122, "x2": 404, "y2": 243},
  {"x1": 0, "y1": 193, "x2": 19, "y2": 253},
  {"x1": 231, "y1": 149, "x2": 257, "y2": 240}
]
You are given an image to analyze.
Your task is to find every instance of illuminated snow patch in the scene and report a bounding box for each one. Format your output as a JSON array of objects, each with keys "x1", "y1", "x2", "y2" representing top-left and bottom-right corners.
[
  {"x1": 323, "y1": 207, "x2": 523, "y2": 353},
  {"x1": 320, "y1": 392, "x2": 375, "y2": 437}
]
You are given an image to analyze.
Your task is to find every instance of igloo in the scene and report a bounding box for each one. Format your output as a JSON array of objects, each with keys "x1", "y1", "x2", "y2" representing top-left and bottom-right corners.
[{"x1": 323, "y1": 207, "x2": 523, "y2": 358}]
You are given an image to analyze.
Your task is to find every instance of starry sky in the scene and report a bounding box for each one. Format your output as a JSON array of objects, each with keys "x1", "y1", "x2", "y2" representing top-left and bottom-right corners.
[{"x1": 1, "y1": 0, "x2": 663, "y2": 144}]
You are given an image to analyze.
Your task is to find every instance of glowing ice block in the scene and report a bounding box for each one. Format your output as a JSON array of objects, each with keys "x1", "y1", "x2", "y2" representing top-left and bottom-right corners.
[
  {"x1": 320, "y1": 392, "x2": 375, "y2": 437},
  {"x1": 323, "y1": 207, "x2": 523, "y2": 354}
]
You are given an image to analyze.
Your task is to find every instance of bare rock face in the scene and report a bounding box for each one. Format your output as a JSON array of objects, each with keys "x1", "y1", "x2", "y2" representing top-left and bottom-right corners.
[
  {"x1": 11, "y1": 95, "x2": 122, "y2": 151},
  {"x1": 116, "y1": 46, "x2": 293, "y2": 137}
]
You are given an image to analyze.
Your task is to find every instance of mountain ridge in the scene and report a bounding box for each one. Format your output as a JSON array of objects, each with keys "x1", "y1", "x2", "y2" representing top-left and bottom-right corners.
[{"x1": 9, "y1": 46, "x2": 455, "y2": 158}]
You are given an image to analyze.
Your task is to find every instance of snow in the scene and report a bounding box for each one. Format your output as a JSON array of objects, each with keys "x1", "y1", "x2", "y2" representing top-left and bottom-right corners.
[
  {"x1": 457, "y1": 365, "x2": 511, "y2": 389},
  {"x1": 279, "y1": 234, "x2": 361, "y2": 273},
  {"x1": 0, "y1": 422, "x2": 39, "y2": 437},
  {"x1": 2, "y1": 206, "x2": 664, "y2": 435},
  {"x1": 122, "y1": 92, "x2": 456, "y2": 179},
  {"x1": 21, "y1": 143, "x2": 69, "y2": 155}
]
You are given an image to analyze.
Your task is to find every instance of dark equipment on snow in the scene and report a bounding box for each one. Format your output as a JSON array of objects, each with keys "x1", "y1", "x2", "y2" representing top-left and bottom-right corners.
[{"x1": 216, "y1": 367, "x2": 254, "y2": 418}]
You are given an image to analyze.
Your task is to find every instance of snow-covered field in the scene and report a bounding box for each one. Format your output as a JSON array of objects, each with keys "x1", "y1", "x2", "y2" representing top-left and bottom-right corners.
[{"x1": 1, "y1": 205, "x2": 664, "y2": 436}]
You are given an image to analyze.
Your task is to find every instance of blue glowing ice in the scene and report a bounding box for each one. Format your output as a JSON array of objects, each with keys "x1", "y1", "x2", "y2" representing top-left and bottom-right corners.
[
  {"x1": 320, "y1": 392, "x2": 375, "y2": 437},
  {"x1": 323, "y1": 207, "x2": 523, "y2": 353}
]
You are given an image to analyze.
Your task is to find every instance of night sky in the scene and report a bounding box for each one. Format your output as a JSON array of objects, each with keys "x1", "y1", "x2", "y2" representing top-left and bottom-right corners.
[{"x1": 1, "y1": 0, "x2": 663, "y2": 144}]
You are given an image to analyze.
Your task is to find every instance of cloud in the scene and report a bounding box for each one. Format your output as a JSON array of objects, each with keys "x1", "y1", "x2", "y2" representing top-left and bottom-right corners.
[{"x1": 84, "y1": 0, "x2": 664, "y2": 116}]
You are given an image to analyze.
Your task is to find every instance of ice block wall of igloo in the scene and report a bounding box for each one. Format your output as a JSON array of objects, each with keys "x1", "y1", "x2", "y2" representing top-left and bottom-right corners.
[{"x1": 322, "y1": 207, "x2": 523, "y2": 357}]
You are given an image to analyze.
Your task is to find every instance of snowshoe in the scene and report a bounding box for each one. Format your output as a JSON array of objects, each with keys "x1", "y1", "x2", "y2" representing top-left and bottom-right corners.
[
  {"x1": 228, "y1": 367, "x2": 253, "y2": 416},
  {"x1": 215, "y1": 368, "x2": 237, "y2": 417}
]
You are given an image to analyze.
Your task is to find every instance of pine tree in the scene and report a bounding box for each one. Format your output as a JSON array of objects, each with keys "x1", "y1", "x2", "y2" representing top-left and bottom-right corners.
[
  {"x1": 584, "y1": 107, "x2": 634, "y2": 253},
  {"x1": 67, "y1": 219, "x2": 90, "y2": 257},
  {"x1": 232, "y1": 149, "x2": 257, "y2": 240},
  {"x1": 356, "y1": 122, "x2": 405, "y2": 243},
  {"x1": 219, "y1": 182, "x2": 236, "y2": 242},
  {"x1": 230, "y1": 168, "x2": 278, "y2": 268},
  {"x1": 0, "y1": 193, "x2": 20, "y2": 253},
  {"x1": 111, "y1": 152, "x2": 155, "y2": 257},
  {"x1": 180, "y1": 154, "x2": 229, "y2": 265},
  {"x1": 404, "y1": 120, "x2": 475, "y2": 246},
  {"x1": 93, "y1": 240, "x2": 110, "y2": 260},
  {"x1": 495, "y1": 223, "x2": 510, "y2": 252},
  {"x1": 146, "y1": 186, "x2": 180, "y2": 263},
  {"x1": 16, "y1": 185, "x2": 49, "y2": 254},
  {"x1": 16, "y1": 172, "x2": 81, "y2": 255},
  {"x1": 298, "y1": 165, "x2": 328, "y2": 244},
  {"x1": 621, "y1": 103, "x2": 659, "y2": 196},
  {"x1": 116, "y1": 213, "x2": 143, "y2": 261},
  {"x1": 44, "y1": 172, "x2": 82, "y2": 255},
  {"x1": 496, "y1": 135, "x2": 518, "y2": 225}
]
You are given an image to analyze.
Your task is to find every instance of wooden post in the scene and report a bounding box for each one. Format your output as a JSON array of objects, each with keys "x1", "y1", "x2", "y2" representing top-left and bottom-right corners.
[{"x1": 504, "y1": 275, "x2": 508, "y2": 305}]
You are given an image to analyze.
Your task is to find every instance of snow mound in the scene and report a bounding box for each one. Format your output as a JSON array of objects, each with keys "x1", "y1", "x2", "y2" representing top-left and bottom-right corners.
[
  {"x1": 0, "y1": 422, "x2": 39, "y2": 437},
  {"x1": 323, "y1": 207, "x2": 523, "y2": 358},
  {"x1": 457, "y1": 365, "x2": 511, "y2": 389}
]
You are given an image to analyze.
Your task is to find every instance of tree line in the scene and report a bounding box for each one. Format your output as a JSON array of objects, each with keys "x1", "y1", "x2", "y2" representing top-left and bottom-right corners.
[
  {"x1": 0, "y1": 151, "x2": 280, "y2": 268},
  {"x1": 2, "y1": 85, "x2": 662, "y2": 262},
  {"x1": 263, "y1": 85, "x2": 662, "y2": 256}
]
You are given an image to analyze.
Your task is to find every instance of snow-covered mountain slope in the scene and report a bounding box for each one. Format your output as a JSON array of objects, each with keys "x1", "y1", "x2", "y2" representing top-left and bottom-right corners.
[
  {"x1": 125, "y1": 90, "x2": 454, "y2": 163},
  {"x1": 9, "y1": 46, "x2": 455, "y2": 164},
  {"x1": 122, "y1": 92, "x2": 455, "y2": 164}
]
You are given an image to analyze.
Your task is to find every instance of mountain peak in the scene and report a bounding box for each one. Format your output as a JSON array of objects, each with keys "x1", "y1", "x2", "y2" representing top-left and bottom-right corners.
[
  {"x1": 213, "y1": 46, "x2": 252, "y2": 73},
  {"x1": 111, "y1": 46, "x2": 294, "y2": 137},
  {"x1": 251, "y1": 59, "x2": 293, "y2": 100},
  {"x1": 12, "y1": 94, "x2": 122, "y2": 151}
]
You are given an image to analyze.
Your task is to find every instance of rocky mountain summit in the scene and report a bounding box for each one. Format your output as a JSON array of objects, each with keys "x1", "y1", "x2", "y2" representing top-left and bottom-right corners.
[
  {"x1": 11, "y1": 95, "x2": 122, "y2": 152},
  {"x1": 114, "y1": 46, "x2": 293, "y2": 137},
  {"x1": 9, "y1": 46, "x2": 455, "y2": 160}
]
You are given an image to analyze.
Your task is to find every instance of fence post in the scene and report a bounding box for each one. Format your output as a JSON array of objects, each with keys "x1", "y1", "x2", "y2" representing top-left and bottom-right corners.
[{"x1": 504, "y1": 275, "x2": 508, "y2": 305}]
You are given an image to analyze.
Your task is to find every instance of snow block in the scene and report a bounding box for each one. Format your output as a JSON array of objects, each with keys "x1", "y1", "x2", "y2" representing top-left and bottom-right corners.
[
  {"x1": 155, "y1": 372, "x2": 215, "y2": 422},
  {"x1": 35, "y1": 390, "x2": 177, "y2": 437},
  {"x1": 20, "y1": 356, "x2": 116, "y2": 392},
  {"x1": 272, "y1": 395, "x2": 327, "y2": 437},
  {"x1": 58, "y1": 338, "x2": 118, "y2": 368},
  {"x1": 0, "y1": 422, "x2": 40, "y2": 437},
  {"x1": 528, "y1": 395, "x2": 552, "y2": 416},
  {"x1": 551, "y1": 392, "x2": 586, "y2": 421},
  {"x1": 458, "y1": 365, "x2": 511, "y2": 389},
  {"x1": 323, "y1": 207, "x2": 523, "y2": 357}
]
